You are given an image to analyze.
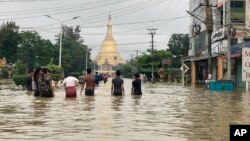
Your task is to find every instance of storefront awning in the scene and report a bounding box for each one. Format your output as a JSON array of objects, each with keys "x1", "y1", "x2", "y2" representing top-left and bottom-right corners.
[{"x1": 220, "y1": 53, "x2": 242, "y2": 59}]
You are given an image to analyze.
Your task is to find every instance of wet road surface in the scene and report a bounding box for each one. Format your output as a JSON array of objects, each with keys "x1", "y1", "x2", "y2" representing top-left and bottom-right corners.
[{"x1": 0, "y1": 79, "x2": 250, "y2": 141}]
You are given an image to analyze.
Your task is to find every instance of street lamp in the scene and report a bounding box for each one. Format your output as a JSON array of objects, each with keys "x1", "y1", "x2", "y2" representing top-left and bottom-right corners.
[
  {"x1": 45, "y1": 15, "x2": 80, "y2": 67},
  {"x1": 83, "y1": 46, "x2": 95, "y2": 70}
]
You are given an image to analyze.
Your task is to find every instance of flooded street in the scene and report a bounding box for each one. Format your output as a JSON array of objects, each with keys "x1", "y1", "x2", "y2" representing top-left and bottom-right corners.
[{"x1": 1, "y1": 79, "x2": 250, "y2": 141}]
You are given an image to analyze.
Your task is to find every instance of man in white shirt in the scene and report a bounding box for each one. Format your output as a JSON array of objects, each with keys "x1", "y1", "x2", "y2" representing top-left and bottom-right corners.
[{"x1": 63, "y1": 76, "x2": 79, "y2": 98}]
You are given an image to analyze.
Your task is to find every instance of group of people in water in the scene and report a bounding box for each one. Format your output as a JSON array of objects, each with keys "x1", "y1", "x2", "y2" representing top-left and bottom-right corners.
[{"x1": 27, "y1": 67, "x2": 142, "y2": 98}]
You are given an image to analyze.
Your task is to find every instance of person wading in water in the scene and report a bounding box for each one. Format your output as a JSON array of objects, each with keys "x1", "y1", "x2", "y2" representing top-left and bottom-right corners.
[
  {"x1": 80, "y1": 68, "x2": 96, "y2": 96},
  {"x1": 38, "y1": 68, "x2": 54, "y2": 97},
  {"x1": 131, "y1": 73, "x2": 142, "y2": 95},
  {"x1": 63, "y1": 76, "x2": 79, "y2": 98},
  {"x1": 111, "y1": 70, "x2": 124, "y2": 96}
]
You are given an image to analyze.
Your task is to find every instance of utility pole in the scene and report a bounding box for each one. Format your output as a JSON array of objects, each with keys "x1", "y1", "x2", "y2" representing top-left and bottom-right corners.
[
  {"x1": 130, "y1": 54, "x2": 134, "y2": 74},
  {"x1": 186, "y1": 0, "x2": 214, "y2": 79},
  {"x1": 135, "y1": 50, "x2": 140, "y2": 72},
  {"x1": 204, "y1": 0, "x2": 214, "y2": 79},
  {"x1": 225, "y1": 0, "x2": 231, "y2": 80},
  {"x1": 147, "y1": 28, "x2": 157, "y2": 83}
]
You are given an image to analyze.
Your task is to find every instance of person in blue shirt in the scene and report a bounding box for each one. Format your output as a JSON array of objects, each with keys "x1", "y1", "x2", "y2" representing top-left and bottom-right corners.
[{"x1": 95, "y1": 72, "x2": 100, "y2": 85}]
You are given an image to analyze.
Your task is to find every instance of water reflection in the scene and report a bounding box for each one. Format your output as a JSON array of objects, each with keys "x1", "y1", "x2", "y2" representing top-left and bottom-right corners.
[
  {"x1": 31, "y1": 98, "x2": 48, "y2": 126},
  {"x1": 131, "y1": 95, "x2": 141, "y2": 105},
  {"x1": 83, "y1": 96, "x2": 95, "y2": 111},
  {"x1": 111, "y1": 96, "x2": 124, "y2": 111},
  {"x1": 184, "y1": 90, "x2": 247, "y2": 141},
  {"x1": 1, "y1": 80, "x2": 250, "y2": 140}
]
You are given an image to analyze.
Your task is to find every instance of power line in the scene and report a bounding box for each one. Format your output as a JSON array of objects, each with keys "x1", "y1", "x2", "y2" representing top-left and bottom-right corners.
[
  {"x1": 0, "y1": 0, "x2": 116, "y2": 15},
  {"x1": 0, "y1": 0, "x2": 58, "y2": 1},
  {"x1": 22, "y1": 16, "x2": 188, "y2": 31},
  {"x1": 49, "y1": 0, "x2": 168, "y2": 29},
  {"x1": 18, "y1": 0, "x2": 161, "y2": 29},
  {"x1": 0, "y1": 0, "x2": 131, "y2": 20}
]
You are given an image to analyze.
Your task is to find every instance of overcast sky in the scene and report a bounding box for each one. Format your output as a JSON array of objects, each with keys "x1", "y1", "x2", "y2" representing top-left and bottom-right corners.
[{"x1": 0, "y1": 0, "x2": 190, "y2": 60}]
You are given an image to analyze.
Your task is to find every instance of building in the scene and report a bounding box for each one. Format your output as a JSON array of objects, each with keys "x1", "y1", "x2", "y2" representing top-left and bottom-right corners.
[
  {"x1": 95, "y1": 14, "x2": 124, "y2": 73},
  {"x1": 186, "y1": 0, "x2": 250, "y2": 87}
]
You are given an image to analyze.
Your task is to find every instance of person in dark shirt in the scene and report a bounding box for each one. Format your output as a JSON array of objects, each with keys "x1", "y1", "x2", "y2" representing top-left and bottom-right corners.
[
  {"x1": 34, "y1": 67, "x2": 41, "y2": 96},
  {"x1": 131, "y1": 73, "x2": 142, "y2": 95},
  {"x1": 26, "y1": 69, "x2": 33, "y2": 91},
  {"x1": 111, "y1": 70, "x2": 124, "y2": 96}
]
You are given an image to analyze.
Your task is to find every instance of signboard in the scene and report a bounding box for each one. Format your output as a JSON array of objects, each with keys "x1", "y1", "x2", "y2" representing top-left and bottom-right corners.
[
  {"x1": 180, "y1": 63, "x2": 190, "y2": 73},
  {"x1": 242, "y1": 48, "x2": 250, "y2": 81},
  {"x1": 212, "y1": 28, "x2": 226, "y2": 43},
  {"x1": 162, "y1": 59, "x2": 171, "y2": 65}
]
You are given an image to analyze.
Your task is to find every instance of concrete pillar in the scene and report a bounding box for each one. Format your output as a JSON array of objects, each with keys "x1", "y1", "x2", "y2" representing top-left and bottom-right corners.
[
  {"x1": 217, "y1": 57, "x2": 223, "y2": 80},
  {"x1": 191, "y1": 61, "x2": 196, "y2": 84}
]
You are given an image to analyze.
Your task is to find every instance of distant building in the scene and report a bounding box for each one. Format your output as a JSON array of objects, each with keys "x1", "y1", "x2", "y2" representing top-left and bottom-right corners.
[{"x1": 95, "y1": 14, "x2": 125, "y2": 73}]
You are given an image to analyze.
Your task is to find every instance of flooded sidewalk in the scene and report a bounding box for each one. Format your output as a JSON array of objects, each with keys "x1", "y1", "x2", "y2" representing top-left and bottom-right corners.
[{"x1": 0, "y1": 79, "x2": 249, "y2": 141}]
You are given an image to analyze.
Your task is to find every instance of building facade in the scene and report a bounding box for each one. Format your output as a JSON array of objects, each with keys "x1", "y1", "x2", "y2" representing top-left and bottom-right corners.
[{"x1": 187, "y1": 0, "x2": 250, "y2": 87}]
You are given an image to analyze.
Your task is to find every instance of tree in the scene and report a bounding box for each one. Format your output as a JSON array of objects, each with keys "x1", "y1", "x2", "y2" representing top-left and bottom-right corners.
[
  {"x1": 46, "y1": 64, "x2": 63, "y2": 81},
  {"x1": 12, "y1": 60, "x2": 26, "y2": 75},
  {"x1": 0, "y1": 22, "x2": 21, "y2": 63},
  {"x1": 167, "y1": 34, "x2": 189, "y2": 57},
  {"x1": 167, "y1": 34, "x2": 189, "y2": 68},
  {"x1": 119, "y1": 64, "x2": 133, "y2": 78},
  {"x1": 17, "y1": 31, "x2": 56, "y2": 71},
  {"x1": 55, "y1": 25, "x2": 90, "y2": 76},
  {"x1": 62, "y1": 25, "x2": 83, "y2": 43}
]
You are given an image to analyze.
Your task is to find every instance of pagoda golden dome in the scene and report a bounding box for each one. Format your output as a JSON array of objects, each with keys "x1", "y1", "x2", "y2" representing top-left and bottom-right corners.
[{"x1": 95, "y1": 14, "x2": 124, "y2": 67}]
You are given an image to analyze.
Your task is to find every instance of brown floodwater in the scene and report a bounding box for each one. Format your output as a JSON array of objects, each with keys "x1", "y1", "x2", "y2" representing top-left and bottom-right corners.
[{"x1": 0, "y1": 79, "x2": 250, "y2": 141}]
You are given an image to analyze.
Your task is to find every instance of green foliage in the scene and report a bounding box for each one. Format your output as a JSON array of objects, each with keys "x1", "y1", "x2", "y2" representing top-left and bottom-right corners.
[
  {"x1": 0, "y1": 22, "x2": 21, "y2": 63},
  {"x1": 119, "y1": 64, "x2": 133, "y2": 78},
  {"x1": 0, "y1": 22, "x2": 90, "y2": 77},
  {"x1": 55, "y1": 25, "x2": 90, "y2": 76},
  {"x1": 135, "y1": 50, "x2": 172, "y2": 79},
  {"x1": 167, "y1": 34, "x2": 189, "y2": 56},
  {"x1": 167, "y1": 34, "x2": 189, "y2": 68},
  {"x1": 0, "y1": 68, "x2": 9, "y2": 78},
  {"x1": 13, "y1": 75, "x2": 27, "y2": 87},
  {"x1": 62, "y1": 25, "x2": 83, "y2": 43},
  {"x1": 17, "y1": 31, "x2": 56, "y2": 70},
  {"x1": 46, "y1": 64, "x2": 63, "y2": 81},
  {"x1": 12, "y1": 60, "x2": 26, "y2": 75}
]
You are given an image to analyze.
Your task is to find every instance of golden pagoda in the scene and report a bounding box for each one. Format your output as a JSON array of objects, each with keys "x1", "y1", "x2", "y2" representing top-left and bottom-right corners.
[{"x1": 95, "y1": 14, "x2": 124, "y2": 73}]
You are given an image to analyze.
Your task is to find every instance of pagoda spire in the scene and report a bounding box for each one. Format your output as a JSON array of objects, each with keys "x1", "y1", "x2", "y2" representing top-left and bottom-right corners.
[
  {"x1": 106, "y1": 13, "x2": 113, "y2": 40},
  {"x1": 95, "y1": 14, "x2": 124, "y2": 73}
]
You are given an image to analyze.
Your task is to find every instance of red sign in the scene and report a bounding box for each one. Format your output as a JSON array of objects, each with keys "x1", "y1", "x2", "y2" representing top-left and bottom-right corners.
[{"x1": 242, "y1": 48, "x2": 250, "y2": 81}]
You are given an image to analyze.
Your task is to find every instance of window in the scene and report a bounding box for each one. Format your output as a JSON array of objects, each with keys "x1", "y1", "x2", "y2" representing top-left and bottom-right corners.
[
  {"x1": 231, "y1": 1, "x2": 244, "y2": 8},
  {"x1": 230, "y1": 1, "x2": 245, "y2": 23}
]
